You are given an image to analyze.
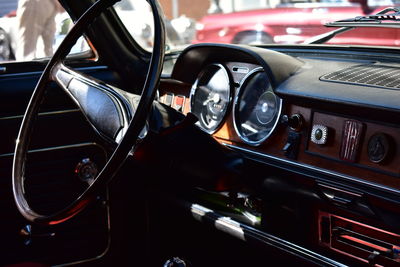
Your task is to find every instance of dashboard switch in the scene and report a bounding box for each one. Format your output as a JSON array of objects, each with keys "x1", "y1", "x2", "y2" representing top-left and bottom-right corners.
[
  {"x1": 283, "y1": 131, "x2": 301, "y2": 159},
  {"x1": 164, "y1": 93, "x2": 174, "y2": 106},
  {"x1": 340, "y1": 120, "x2": 364, "y2": 162},
  {"x1": 173, "y1": 95, "x2": 186, "y2": 112}
]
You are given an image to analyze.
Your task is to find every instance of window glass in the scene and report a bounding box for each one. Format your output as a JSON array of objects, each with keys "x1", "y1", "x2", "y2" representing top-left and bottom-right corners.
[
  {"x1": 2, "y1": 0, "x2": 400, "y2": 62},
  {"x1": 114, "y1": 0, "x2": 155, "y2": 50},
  {"x1": 0, "y1": 0, "x2": 89, "y2": 62},
  {"x1": 114, "y1": 0, "x2": 194, "y2": 52}
]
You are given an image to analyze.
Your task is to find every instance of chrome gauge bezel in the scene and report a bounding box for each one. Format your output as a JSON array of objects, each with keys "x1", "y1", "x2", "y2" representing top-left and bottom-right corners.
[
  {"x1": 233, "y1": 67, "x2": 282, "y2": 146},
  {"x1": 189, "y1": 63, "x2": 232, "y2": 134}
]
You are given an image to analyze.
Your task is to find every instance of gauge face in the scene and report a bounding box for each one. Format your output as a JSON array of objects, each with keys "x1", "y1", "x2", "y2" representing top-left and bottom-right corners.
[
  {"x1": 234, "y1": 69, "x2": 282, "y2": 145},
  {"x1": 190, "y1": 64, "x2": 231, "y2": 133}
]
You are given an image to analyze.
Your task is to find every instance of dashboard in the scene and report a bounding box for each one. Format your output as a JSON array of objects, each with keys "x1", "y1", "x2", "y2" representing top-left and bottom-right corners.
[
  {"x1": 157, "y1": 44, "x2": 400, "y2": 266},
  {"x1": 159, "y1": 44, "x2": 400, "y2": 193},
  {"x1": 157, "y1": 44, "x2": 400, "y2": 265}
]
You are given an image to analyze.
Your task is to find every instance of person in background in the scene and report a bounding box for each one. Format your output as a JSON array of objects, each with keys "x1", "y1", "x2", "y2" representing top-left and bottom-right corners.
[{"x1": 16, "y1": 0, "x2": 64, "y2": 61}]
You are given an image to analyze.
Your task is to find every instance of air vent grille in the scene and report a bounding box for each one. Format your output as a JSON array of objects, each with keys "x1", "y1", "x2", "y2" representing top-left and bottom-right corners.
[{"x1": 321, "y1": 64, "x2": 400, "y2": 89}]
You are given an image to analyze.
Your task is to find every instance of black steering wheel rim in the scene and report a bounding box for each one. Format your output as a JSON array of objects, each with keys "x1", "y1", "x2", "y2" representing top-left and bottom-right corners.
[{"x1": 12, "y1": 0, "x2": 165, "y2": 225}]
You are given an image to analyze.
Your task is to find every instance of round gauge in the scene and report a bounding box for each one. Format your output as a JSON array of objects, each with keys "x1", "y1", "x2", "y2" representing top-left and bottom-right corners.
[
  {"x1": 190, "y1": 64, "x2": 231, "y2": 133},
  {"x1": 233, "y1": 68, "x2": 282, "y2": 145}
]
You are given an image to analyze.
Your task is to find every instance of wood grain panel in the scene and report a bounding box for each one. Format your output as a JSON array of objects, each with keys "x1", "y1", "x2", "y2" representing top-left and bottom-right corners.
[
  {"x1": 214, "y1": 104, "x2": 400, "y2": 190},
  {"x1": 309, "y1": 112, "x2": 400, "y2": 176}
]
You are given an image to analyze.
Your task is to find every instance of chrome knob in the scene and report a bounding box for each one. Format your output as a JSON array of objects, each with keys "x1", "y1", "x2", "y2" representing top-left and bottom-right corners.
[{"x1": 311, "y1": 124, "x2": 328, "y2": 145}]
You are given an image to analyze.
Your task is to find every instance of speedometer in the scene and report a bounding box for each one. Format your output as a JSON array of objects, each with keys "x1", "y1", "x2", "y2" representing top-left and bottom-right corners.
[
  {"x1": 190, "y1": 64, "x2": 231, "y2": 133},
  {"x1": 233, "y1": 68, "x2": 282, "y2": 145}
]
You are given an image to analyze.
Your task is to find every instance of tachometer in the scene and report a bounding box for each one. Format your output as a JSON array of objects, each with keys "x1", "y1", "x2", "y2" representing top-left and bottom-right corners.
[
  {"x1": 233, "y1": 68, "x2": 282, "y2": 145},
  {"x1": 190, "y1": 64, "x2": 231, "y2": 133}
]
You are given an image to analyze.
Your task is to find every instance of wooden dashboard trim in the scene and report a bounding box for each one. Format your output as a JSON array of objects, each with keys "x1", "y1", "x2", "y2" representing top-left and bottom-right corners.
[
  {"x1": 305, "y1": 149, "x2": 400, "y2": 178},
  {"x1": 306, "y1": 111, "x2": 400, "y2": 178}
]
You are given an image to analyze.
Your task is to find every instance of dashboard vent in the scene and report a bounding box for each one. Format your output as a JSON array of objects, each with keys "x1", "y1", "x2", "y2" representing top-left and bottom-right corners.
[{"x1": 321, "y1": 64, "x2": 400, "y2": 90}]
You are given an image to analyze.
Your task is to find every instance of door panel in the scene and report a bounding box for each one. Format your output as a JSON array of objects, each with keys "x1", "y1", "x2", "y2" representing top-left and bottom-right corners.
[
  {"x1": 0, "y1": 144, "x2": 109, "y2": 266},
  {"x1": 0, "y1": 110, "x2": 94, "y2": 155},
  {"x1": 0, "y1": 61, "x2": 116, "y2": 265}
]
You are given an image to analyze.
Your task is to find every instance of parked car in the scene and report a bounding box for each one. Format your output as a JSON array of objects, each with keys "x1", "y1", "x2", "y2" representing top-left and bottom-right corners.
[
  {"x1": 2, "y1": 0, "x2": 400, "y2": 266},
  {"x1": 194, "y1": 0, "x2": 400, "y2": 45},
  {"x1": 0, "y1": 0, "x2": 17, "y2": 17}
]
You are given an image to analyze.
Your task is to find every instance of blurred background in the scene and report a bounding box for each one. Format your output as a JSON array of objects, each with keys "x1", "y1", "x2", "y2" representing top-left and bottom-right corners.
[{"x1": 0, "y1": 0, "x2": 398, "y2": 62}]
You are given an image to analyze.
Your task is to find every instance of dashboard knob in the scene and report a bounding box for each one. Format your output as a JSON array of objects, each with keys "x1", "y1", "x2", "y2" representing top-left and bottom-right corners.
[
  {"x1": 367, "y1": 133, "x2": 392, "y2": 163},
  {"x1": 281, "y1": 114, "x2": 303, "y2": 131}
]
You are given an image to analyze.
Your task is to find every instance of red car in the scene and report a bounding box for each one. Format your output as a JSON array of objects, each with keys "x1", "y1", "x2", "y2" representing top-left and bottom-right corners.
[{"x1": 194, "y1": 0, "x2": 400, "y2": 46}]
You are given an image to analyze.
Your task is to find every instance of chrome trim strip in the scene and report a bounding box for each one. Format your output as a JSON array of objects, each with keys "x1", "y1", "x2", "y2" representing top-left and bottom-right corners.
[
  {"x1": 0, "y1": 66, "x2": 108, "y2": 78},
  {"x1": 224, "y1": 143, "x2": 400, "y2": 195},
  {"x1": 190, "y1": 203, "x2": 347, "y2": 267},
  {"x1": 0, "y1": 109, "x2": 81, "y2": 121},
  {"x1": 0, "y1": 142, "x2": 100, "y2": 158}
]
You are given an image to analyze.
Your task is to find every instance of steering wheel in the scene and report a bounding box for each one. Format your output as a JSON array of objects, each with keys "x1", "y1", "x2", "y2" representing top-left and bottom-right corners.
[{"x1": 12, "y1": 0, "x2": 165, "y2": 225}]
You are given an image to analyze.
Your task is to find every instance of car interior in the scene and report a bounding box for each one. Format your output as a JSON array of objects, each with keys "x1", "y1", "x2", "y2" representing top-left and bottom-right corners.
[{"x1": 1, "y1": 0, "x2": 400, "y2": 266}]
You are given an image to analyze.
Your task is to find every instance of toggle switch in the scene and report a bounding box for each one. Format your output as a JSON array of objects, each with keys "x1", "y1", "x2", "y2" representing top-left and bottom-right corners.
[{"x1": 282, "y1": 131, "x2": 301, "y2": 159}]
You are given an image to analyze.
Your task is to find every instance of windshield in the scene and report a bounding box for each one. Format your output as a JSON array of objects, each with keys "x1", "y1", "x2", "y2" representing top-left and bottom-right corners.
[
  {"x1": 114, "y1": 0, "x2": 400, "y2": 51},
  {"x1": 1, "y1": 0, "x2": 399, "y2": 63}
]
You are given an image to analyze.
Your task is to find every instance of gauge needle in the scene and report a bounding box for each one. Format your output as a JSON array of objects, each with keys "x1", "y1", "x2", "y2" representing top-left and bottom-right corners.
[
  {"x1": 242, "y1": 123, "x2": 258, "y2": 133},
  {"x1": 203, "y1": 93, "x2": 221, "y2": 106}
]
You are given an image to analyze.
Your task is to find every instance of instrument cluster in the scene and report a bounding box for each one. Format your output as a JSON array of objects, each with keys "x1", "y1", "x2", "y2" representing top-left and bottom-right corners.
[{"x1": 189, "y1": 63, "x2": 282, "y2": 145}]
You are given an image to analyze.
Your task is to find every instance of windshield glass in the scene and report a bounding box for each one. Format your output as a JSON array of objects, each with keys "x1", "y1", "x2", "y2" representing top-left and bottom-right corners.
[
  {"x1": 0, "y1": 0, "x2": 398, "y2": 63},
  {"x1": 114, "y1": 0, "x2": 400, "y2": 51}
]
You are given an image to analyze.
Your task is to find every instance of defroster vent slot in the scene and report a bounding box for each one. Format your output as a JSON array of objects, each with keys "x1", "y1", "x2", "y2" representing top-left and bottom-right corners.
[{"x1": 321, "y1": 64, "x2": 400, "y2": 90}]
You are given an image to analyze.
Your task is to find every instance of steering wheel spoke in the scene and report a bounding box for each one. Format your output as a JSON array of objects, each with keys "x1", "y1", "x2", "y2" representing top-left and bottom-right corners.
[
  {"x1": 50, "y1": 62, "x2": 72, "y2": 86},
  {"x1": 52, "y1": 62, "x2": 132, "y2": 143}
]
